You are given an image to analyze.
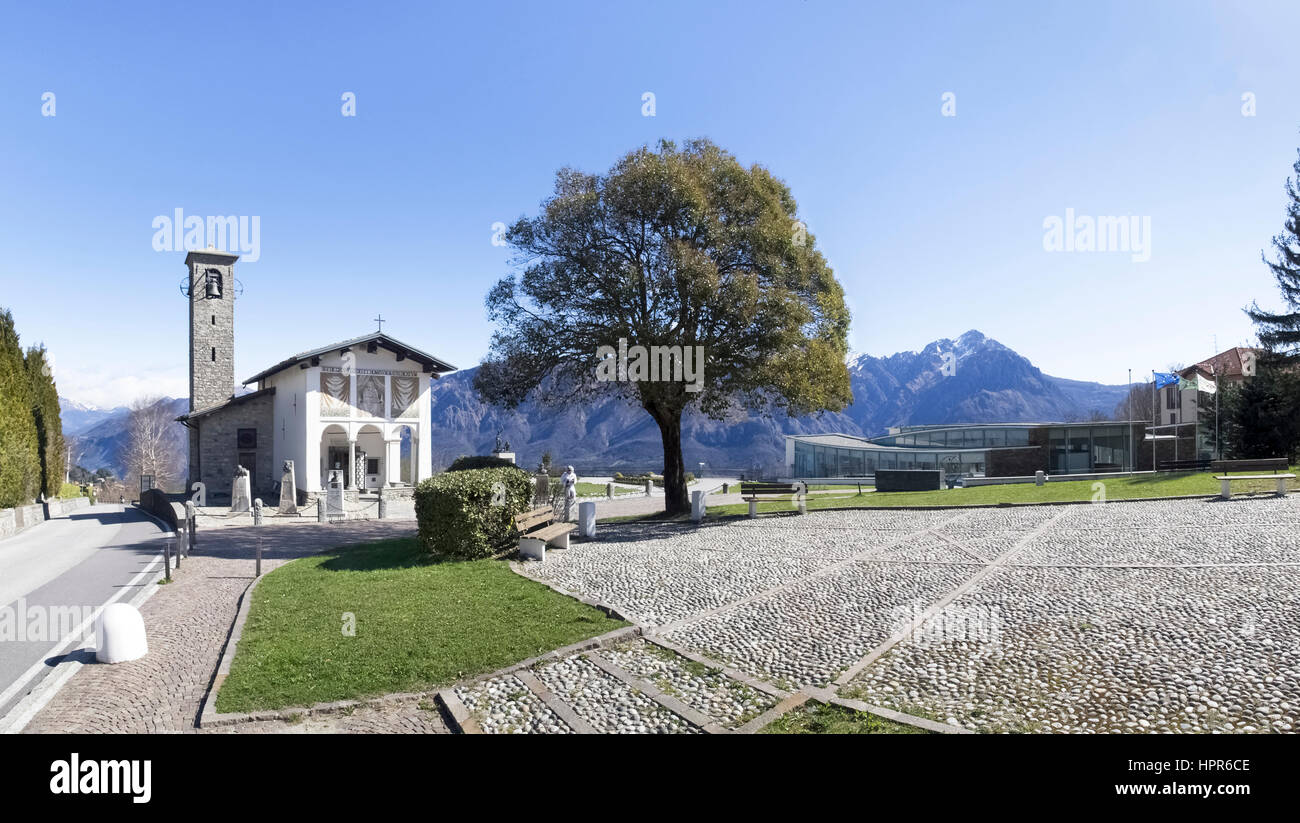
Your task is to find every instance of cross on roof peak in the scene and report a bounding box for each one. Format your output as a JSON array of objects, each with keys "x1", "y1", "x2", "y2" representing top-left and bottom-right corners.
[{"x1": 374, "y1": 314, "x2": 385, "y2": 333}]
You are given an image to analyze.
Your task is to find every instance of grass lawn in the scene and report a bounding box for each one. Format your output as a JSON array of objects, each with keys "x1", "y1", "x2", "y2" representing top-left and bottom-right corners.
[
  {"x1": 706, "y1": 467, "x2": 1300, "y2": 515},
  {"x1": 575, "y1": 481, "x2": 639, "y2": 497},
  {"x1": 761, "y1": 701, "x2": 929, "y2": 734},
  {"x1": 215, "y1": 537, "x2": 626, "y2": 713}
]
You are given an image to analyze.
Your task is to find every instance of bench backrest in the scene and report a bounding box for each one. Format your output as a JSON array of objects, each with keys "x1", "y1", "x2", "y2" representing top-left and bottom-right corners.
[
  {"x1": 513, "y1": 507, "x2": 554, "y2": 535},
  {"x1": 740, "y1": 482, "x2": 803, "y2": 495},
  {"x1": 1211, "y1": 458, "x2": 1288, "y2": 473}
]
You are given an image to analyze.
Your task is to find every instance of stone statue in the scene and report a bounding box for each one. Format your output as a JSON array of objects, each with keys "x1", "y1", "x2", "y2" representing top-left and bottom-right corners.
[{"x1": 278, "y1": 460, "x2": 297, "y2": 514}]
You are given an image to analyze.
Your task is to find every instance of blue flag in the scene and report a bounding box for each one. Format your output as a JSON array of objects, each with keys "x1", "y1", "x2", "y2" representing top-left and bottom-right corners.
[{"x1": 1153, "y1": 371, "x2": 1179, "y2": 389}]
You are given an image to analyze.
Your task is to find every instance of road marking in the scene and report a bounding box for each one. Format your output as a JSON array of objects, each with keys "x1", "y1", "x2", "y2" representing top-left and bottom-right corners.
[{"x1": 0, "y1": 547, "x2": 166, "y2": 733}]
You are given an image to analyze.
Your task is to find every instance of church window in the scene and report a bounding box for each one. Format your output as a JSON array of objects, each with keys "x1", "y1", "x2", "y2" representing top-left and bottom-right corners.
[{"x1": 237, "y1": 428, "x2": 257, "y2": 449}]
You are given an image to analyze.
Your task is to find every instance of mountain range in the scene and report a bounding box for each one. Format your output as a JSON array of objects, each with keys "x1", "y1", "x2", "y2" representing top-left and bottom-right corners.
[{"x1": 61, "y1": 331, "x2": 1128, "y2": 479}]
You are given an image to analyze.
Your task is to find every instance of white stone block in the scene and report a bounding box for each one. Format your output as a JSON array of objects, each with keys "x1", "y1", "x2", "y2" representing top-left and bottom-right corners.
[
  {"x1": 579, "y1": 501, "x2": 596, "y2": 538},
  {"x1": 95, "y1": 603, "x2": 148, "y2": 664}
]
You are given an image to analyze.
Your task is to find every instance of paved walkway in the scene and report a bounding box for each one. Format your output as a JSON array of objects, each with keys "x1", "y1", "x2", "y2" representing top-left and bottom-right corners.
[{"x1": 22, "y1": 519, "x2": 437, "y2": 734}]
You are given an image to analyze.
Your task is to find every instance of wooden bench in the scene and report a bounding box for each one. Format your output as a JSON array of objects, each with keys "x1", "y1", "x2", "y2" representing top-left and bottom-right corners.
[
  {"x1": 1157, "y1": 458, "x2": 1212, "y2": 472},
  {"x1": 739, "y1": 481, "x2": 807, "y2": 518},
  {"x1": 513, "y1": 506, "x2": 577, "y2": 561},
  {"x1": 1214, "y1": 473, "x2": 1295, "y2": 500},
  {"x1": 1211, "y1": 458, "x2": 1289, "y2": 474}
]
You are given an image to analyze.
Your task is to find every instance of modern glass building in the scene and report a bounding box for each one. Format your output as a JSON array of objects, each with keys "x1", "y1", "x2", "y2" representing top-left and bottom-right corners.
[{"x1": 786, "y1": 422, "x2": 1136, "y2": 479}]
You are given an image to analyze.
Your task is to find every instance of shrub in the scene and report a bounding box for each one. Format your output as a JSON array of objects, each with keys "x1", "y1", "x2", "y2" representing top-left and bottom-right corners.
[
  {"x1": 446, "y1": 455, "x2": 517, "y2": 472},
  {"x1": 610, "y1": 471, "x2": 695, "y2": 486},
  {"x1": 415, "y1": 466, "x2": 532, "y2": 558}
]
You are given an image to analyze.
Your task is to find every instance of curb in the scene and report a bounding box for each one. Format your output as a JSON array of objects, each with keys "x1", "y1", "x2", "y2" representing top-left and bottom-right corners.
[{"x1": 196, "y1": 575, "x2": 260, "y2": 728}]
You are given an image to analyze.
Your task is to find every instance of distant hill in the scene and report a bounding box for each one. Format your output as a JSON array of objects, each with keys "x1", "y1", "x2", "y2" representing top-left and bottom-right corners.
[
  {"x1": 63, "y1": 398, "x2": 187, "y2": 480},
  {"x1": 429, "y1": 330, "x2": 1130, "y2": 474},
  {"x1": 58, "y1": 398, "x2": 128, "y2": 435},
  {"x1": 64, "y1": 330, "x2": 1129, "y2": 481}
]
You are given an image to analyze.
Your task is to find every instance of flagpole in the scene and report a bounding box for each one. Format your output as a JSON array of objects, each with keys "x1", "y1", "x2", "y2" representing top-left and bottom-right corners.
[
  {"x1": 1206, "y1": 361, "x2": 1216, "y2": 460},
  {"x1": 1127, "y1": 368, "x2": 1132, "y2": 473},
  {"x1": 1151, "y1": 371, "x2": 1156, "y2": 473}
]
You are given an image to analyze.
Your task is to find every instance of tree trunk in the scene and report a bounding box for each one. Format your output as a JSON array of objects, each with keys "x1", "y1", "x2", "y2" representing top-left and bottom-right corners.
[{"x1": 650, "y1": 404, "x2": 689, "y2": 515}]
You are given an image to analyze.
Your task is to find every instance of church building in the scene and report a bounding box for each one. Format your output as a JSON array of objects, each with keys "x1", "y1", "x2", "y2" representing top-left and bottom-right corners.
[{"x1": 176, "y1": 249, "x2": 456, "y2": 505}]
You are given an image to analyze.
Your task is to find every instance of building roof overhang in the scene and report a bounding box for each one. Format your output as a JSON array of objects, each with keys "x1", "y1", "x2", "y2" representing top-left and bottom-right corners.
[{"x1": 242, "y1": 332, "x2": 457, "y2": 386}]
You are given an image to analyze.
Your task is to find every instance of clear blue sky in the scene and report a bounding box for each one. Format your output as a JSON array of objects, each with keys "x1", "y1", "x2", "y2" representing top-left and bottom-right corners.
[{"x1": 2, "y1": 0, "x2": 1299, "y2": 407}]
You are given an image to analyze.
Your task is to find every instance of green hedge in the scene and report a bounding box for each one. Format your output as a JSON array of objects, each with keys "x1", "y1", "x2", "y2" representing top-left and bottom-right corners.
[
  {"x1": 415, "y1": 466, "x2": 532, "y2": 558},
  {"x1": 446, "y1": 455, "x2": 517, "y2": 472},
  {"x1": 612, "y1": 471, "x2": 695, "y2": 486}
]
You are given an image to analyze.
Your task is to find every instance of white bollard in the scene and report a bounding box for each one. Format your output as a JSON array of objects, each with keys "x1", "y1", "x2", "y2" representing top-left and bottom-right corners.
[
  {"x1": 691, "y1": 490, "x2": 706, "y2": 522},
  {"x1": 606, "y1": 481, "x2": 614, "y2": 499},
  {"x1": 579, "y1": 501, "x2": 597, "y2": 538},
  {"x1": 95, "y1": 603, "x2": 148, "y2": 664},
  {"x1": 1035, "y1": 470, "x2": 1045, "y2": 487}
]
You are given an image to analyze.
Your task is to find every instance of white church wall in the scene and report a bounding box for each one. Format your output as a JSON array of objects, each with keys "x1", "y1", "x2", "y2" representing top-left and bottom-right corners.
[{"x1": 264, "y1": 367, "x2": 309, "y2": 496}]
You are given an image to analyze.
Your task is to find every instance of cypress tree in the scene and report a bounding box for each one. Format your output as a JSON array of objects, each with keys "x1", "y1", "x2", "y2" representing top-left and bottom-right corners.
[
  {"x1": 26, "y1": 344, "x2": 66, "y2": 498},
  {"x1": 0, "y1": 309, "x2": 41, "y2": 507}
]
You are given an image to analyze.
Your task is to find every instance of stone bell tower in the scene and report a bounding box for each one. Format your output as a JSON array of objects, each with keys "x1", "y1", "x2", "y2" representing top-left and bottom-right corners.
[{"x1": 186, "y1": 249, "x2": 239, "y2": 412}]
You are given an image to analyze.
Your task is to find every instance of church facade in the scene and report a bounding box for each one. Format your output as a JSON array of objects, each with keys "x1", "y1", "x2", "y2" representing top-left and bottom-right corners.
[{"x1": 176, "y1": 249, "x2": 456, "y2": 505}]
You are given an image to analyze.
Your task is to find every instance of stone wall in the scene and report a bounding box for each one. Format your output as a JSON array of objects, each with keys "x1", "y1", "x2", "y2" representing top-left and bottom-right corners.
[
  {"x1": 193, "y1": 393, "x2": 276, "y2": 503},
  {"x1": 378, "y1": 485, "x2": 416, "y2": 520},
  {"x1": 0, "y1": 497, "x2": 92, "y2": 539},
  {"x1": 987, "y1": 446, "x2": 1048, "y2": 477},
  {"x1": 875, "y1": 469, "x2": 942, "y2": 491}
]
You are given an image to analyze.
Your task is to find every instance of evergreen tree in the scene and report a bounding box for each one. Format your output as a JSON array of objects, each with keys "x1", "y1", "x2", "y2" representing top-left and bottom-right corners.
[
  {"x1": 0, "y1": 309, "x2": 41, "y2": 507},
  {"x1": 1248, "y1": 146, "x2": 1300, "y2": 354},
  {"x1": 25, "y1": 344, "x2": 66, "y2": 498}
]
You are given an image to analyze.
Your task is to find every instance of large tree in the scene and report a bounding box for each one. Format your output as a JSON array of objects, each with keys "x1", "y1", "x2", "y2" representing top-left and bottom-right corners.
[
  {"x1": 476, "y1": 138, "x2": 852, "y2": 513},
  {"x1": 123, "y1": 396, "x2": 183, "y2": 495}
]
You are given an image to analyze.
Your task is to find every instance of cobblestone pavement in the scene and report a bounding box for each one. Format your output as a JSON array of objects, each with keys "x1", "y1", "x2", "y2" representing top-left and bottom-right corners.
[
  {"x1": 521, "y1": 497, "x2": 1300, "y2": 733},
  {"x1": 23, "y1": 520, "x2": 426, "y2": 734},
  {"x1": 27, "y1": 495, "x2": 1300, "y2": 734}
]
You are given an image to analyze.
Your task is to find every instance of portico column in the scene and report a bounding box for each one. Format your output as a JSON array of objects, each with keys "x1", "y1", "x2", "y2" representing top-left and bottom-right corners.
[
  {"x1": 348, "y1": 439, "x2": 356, "y2": 490},
  {"x1": 385, "y1": 438, "x2": 401, "y2": 486}
]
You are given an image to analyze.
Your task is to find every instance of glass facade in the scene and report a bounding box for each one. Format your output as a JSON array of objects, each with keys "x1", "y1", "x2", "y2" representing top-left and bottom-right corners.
[
  {"x1": 791, "y1": 423, "x2": 1131, "y2": 479},
  {"x1": 1046, "y1": 425, "x2": 1130, "y2": 474}
]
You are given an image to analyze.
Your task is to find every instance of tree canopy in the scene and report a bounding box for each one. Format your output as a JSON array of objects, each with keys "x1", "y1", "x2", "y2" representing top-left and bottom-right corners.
[{"x1": 475, "y1": 138, "x2": 852, "y2": 512}]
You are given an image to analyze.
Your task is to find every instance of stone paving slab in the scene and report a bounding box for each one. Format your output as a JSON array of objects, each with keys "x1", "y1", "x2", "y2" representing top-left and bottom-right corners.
[
  {"x1": 663, "y1": 559, "x2": 981, "y2": 689},
  {"x1": 843, "y1": 564, "x2": 1300, "y2": 733}
]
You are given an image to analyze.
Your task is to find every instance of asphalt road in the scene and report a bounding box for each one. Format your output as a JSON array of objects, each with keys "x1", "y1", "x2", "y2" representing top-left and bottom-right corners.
[{"x1": 0, "y1": 503, "x2": 169, "y2": 722}]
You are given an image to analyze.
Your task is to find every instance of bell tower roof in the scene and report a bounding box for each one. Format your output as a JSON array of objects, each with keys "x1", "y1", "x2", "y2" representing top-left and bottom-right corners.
[{"x1": 185, "y1": 248, "x2": 240, "y2": 264}]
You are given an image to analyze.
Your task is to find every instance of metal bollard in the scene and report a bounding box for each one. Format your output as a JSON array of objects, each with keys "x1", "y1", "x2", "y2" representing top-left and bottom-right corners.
[
  {"x1": 173, "y1": 531, "x2": 182, "y2": 568},
  {"x1": 255, "y1": 535, "x2": 262, "y2": 577},
  {"x1": 163, "y1": 538, "x2": 172, "y2": 582},
  {"x1": 185, "y1": 501, "x2": 197, "y2": 550},
  {"x1": 606, "y1": 481, "x2": 614, "y2": 499}
]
